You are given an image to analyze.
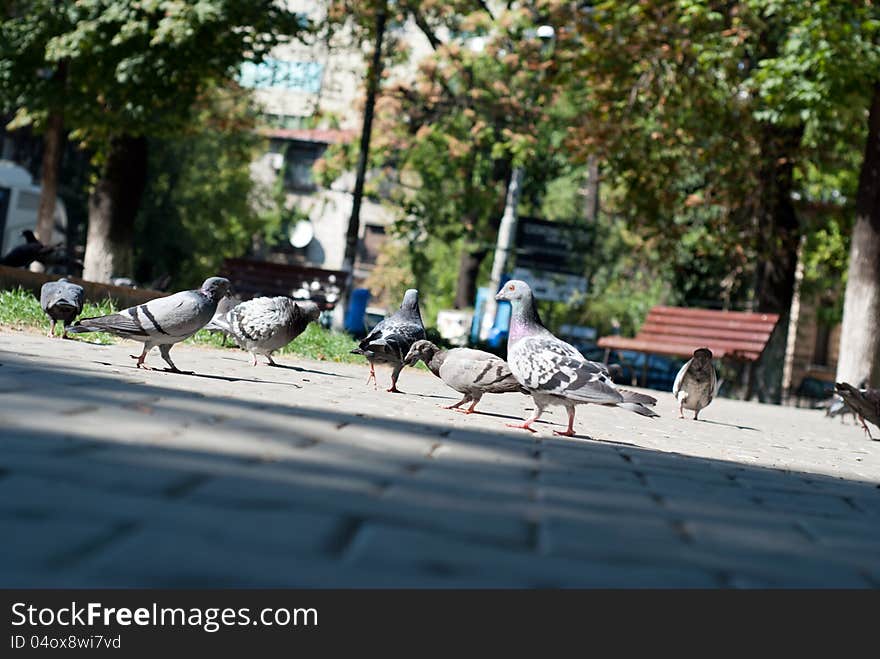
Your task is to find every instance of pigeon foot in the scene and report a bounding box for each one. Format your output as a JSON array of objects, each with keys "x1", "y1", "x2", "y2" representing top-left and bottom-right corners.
[{"x1": 506, "y1": 422, "x2": 537, "y2": 433}]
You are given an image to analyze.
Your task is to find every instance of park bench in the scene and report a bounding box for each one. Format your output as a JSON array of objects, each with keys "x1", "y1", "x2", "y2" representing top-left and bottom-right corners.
[
  {"x1": 219, "y1": 258, "x2": 348, "y2": 311},
  {"x1": 597, "y1": 306, "x2": 781, "y2": 387}
]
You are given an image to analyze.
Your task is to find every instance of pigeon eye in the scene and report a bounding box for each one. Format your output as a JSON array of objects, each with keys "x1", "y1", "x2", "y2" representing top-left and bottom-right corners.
[{"x1": 508, "y1": 284, "x2": 515, "y2": 291}]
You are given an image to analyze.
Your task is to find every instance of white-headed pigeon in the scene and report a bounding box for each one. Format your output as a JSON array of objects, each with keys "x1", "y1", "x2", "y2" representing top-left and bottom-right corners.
[
  {"x1": 351, "y1": 288, "x2": 425, "y2": 393},
  {"x1": 672, "y1": 347, "x2": 717, "y2": 420},
  {"x1": 404, "y1": 339, "x2": 526, "y2": 413},
  {"x1": 68, "y1": 277, "x2": 230, "y2": 372},
  {"x1": 206, "y1": 295, "x2": 320, "y2": 366},
  {"x1": 40, "y1": 277, "x2": 84, "y2": 339},
  {"x1": 495, "y1": 280, "x2": 658, "y2": 436}
]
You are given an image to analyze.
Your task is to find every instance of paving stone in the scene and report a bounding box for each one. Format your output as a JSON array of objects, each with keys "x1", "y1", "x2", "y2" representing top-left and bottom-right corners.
[{"x1": 2, "y1": 330, "x2": 880, "y2": 588}]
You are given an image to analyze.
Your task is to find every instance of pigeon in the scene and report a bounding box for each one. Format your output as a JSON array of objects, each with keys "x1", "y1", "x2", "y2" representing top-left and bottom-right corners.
[
  {"x1": 495, "y1": 280, "x2": 658, "y2": 436},
  {"x1": 835, "y1": 381, "x2": 880, "y2": 440},
  {"x1": 67, "y1": 276, "x2": 230, "y2": 372},
  {"x1": 0, "y1": 230, "x2": 55, "y2": 268},
  {"x1": 351, "y1": 288, "x2": 426, "y2": 393},
  {"x1": 39, "y1": 277, "x2": 84, "y2": 339},
  {"x1": 672, "y1": 348, "x2": 717, "y2": 420},
  {"x1": 404, "y1": 339, "x2": 526, "y2": 413},
  {"x1": 206, "y1": 295, "x2": 320, "y2": 366}
]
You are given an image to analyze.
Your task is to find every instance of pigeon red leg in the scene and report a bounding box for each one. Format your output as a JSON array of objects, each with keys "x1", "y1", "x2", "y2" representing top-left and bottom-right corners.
[
  {"x1": 442, "y1": 396, "x2": 468, "y2": 411},
  {"x1": 507, "y1": 407, "x2": 543, "y2": 433},
  {"x1": 678, "y1": 401, "x2": 685, "y2": 419},
  {"x1": 130, "y1": 346, "x2": 154, "y2": 370},
  {"x1": 463, "y1": 400, "x2": 479, "y2": 415},
  {"x1": 366, "y1": 362, "x2": 377, "y2": 388},
  {"x1": 859, "y1": 415, "x2": 874, "y2": 440},
  {"x1": 553, "y1": 407, "x2": 577, "y2": 437},
  {"x1": 47, "y1": 319, "x2": 56, "y2": 338}
]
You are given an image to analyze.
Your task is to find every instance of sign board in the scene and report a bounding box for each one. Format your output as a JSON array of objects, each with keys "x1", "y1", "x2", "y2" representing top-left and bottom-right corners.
[
  {"x1": 511, "y1": 267, "x2": 588, "y2": 303},
  {"x1": 512, "y1": 218, "x2": 591, "y2": 302},
  {"x1": 514, "y1": 217, "x2": 591, "y2": 275}
]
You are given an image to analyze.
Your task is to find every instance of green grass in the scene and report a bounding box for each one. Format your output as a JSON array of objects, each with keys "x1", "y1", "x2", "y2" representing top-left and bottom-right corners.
[{"x1": 0, "y1": 287, "x2": 362, "y2": 362}]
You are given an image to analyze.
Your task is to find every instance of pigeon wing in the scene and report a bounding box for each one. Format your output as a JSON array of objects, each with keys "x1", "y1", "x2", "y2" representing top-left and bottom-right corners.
[
  {"x1": 511, "y1": 336, "x2": 622, "y2": 404},
  {"x1": 672, "y1": 359, "x2": 692, "y2": 399}
]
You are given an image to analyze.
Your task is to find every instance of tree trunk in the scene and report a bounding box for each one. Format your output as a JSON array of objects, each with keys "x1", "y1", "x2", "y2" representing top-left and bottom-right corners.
[
  {"x1": 584, "y1": 155, "x2": 600, "y2": 222},
  {"x1": 837, "y1": 82, "x2": 880, "y2": 387},
  {"x1": 751, "y1": 123, "x2": 804, "y2": 403},
  {"x1": 34, "y1": 112, "x2": 63, "y2": 246},
  {"x1": 454, "y1": 244, "x2": 487, "y2": 309},
  {"x1": 82, "y1": 135, "x2": 148, "y2": 283}
]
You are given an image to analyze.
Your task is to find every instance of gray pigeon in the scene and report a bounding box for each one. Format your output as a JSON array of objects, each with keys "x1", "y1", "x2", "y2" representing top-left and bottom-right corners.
[
  {"x1": 39, "y1": 277, "x2": 84, "y2": 339},
  {"x1": 495, "y1": 280, "x2": 658, "y2": 436},
  {"x1": 207, "y1": 296, "x2": 320, "y2": 366},
  {"x1": 404, "y1": 339, "x2": 526, "y2": 413},
  {"x1": 672, "y1": 348, "x2": 717, "y2": 420},
  {"x1": 835, "y1": 382, "x2": 880, "y2": 440},
  {"x1": 68, "y1": 277, "x2": 230, "y2": 372},
  {"x1": 351, "y1": 288, "x2": 425, "y2": 393}
]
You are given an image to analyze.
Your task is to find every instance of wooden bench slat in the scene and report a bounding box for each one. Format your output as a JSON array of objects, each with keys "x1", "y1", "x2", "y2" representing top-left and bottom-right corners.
[
  {"x1": 644, "y1": 313, "x2": 779, "y2": 333},
  {"x1": 640, "y1": 322, "x2": 776, "y2": 343},
  {"x1": 637, "y1": 331, "x2": 771, "y2": 353},
  {"x1": 651, "y1": 306, "x2": 780, "y2": 323},
  {"x1": 598, "y1": 336, "x2": 763, "y2": 361}
]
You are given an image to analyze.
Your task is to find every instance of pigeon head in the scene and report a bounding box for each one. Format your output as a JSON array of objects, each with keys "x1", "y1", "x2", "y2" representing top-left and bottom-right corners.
[
  {"x1": 404, "y1": 339, "x2": 439, "y2": 366},
  {"x1": 200, "y1": 277, "x2": 232, "y2": 302},
  {"x1": 298, "y1": 300, "x2": 321, "y2": 323},
  {"x1": 495, "y1": 280, "x2": 544, "y2": 339},
  {"x1": 494, "y1": 279, "x2": 531, "y2": 304},
  {"x1": 398, "y1": 288, "x2": 422, "y2": 322},
  {"x1": 692, "y1": 347, "x2": 713, "y2": 362}
]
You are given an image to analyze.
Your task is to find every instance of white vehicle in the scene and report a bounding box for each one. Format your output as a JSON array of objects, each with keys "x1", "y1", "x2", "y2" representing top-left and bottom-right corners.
[{"x1": 0, "y1": 160, "x2": 67, "y2": 256}]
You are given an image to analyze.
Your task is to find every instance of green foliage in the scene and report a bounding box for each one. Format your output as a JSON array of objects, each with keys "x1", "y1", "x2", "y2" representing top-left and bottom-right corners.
[
  {"x1": 0, "y1": 0, "x2": 307, "y2": 153},
  {"x1": 133, "y1": 83, "x2": 272, "y2": 288},
  {"x1": 0, "y1": 287, "x2": 118, "y2": 343},
  {"x1": 0, "y1": 287, "x2": 361, "y2": 361}
]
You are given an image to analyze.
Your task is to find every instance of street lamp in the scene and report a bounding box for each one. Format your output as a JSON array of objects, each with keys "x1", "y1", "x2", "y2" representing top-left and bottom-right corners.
[{"x1": 478, "y1": 25, "x2": 556, "y2": 342}]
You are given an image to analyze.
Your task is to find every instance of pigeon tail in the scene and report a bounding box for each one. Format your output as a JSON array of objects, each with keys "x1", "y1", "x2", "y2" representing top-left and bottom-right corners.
[
  {"x1": 617, "y1": 389, "x2": 658, "y2": 406},
  {"x1": 616, "y1": 402, "x2": 660, "y2": 418}
]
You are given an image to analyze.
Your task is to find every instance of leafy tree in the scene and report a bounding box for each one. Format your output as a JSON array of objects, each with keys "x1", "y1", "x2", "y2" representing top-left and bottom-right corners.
[
  {"x1": 0, "y1": 0, "x2": 306, "y2": 282},
  {"x1": 132, "y1": 83, "x2": 273, "y2": 289}
]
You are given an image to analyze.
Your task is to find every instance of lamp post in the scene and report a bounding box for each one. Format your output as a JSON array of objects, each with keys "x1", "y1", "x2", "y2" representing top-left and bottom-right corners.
[
  {"x1": 477, "y1": 25, "x2": 555, "y2": 341},
  {"x1": 339, "y1": 4, "x2": 387, "y2": 326}
]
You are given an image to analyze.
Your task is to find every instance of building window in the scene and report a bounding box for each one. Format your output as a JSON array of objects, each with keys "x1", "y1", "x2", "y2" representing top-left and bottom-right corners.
[
  {"x1": 359, "y1": 225, "x2": 386, "y2": 265},
  {"x1": 283, "y1": 141, "x2": 326, "y2": 192},
  {"x1": 240, "y1": 59, "x2": 324, "y2": 94}
]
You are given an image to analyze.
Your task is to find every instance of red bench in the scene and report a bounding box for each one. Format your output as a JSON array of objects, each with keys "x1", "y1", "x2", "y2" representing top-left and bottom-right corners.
[{"x1": 597, "y1": 306, "x2": 781, "y2": 385}]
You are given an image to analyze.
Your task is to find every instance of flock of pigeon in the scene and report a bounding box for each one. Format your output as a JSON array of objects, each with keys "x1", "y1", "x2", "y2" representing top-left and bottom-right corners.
[{"x1": 33, "y1": 274, "x2": 880, "y2": 439}]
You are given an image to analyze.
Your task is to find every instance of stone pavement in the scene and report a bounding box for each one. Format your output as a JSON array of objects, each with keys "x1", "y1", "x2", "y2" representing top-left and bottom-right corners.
[{"x1": 1, "y1": 329, "x2": 879, "y2": 587}]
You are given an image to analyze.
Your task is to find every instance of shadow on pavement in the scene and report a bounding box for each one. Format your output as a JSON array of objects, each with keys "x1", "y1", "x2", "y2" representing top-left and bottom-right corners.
[{"x1": 1, "y1": 351, "x2": 878, "y2": 588}]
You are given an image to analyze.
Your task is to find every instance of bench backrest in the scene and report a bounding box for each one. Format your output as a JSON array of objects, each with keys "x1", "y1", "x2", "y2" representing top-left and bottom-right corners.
[
  {"x1": 220, "y1": 258, "x2": 348, "y2": 310},
  {"x1": 635, "y1": 306, "x2": 779, "y2": 360}
]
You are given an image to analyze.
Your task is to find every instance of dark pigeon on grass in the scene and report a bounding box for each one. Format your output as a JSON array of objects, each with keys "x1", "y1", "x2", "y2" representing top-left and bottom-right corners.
[
  {"x1": 207, "y1": 295, "x2": 320, "y2": 366},
  {"x1": 672, "y1": 347, "x2": 717, "y2": 420},
  {"x1": 404, "y1": 339, "x2": 526, "y2": 414},
  {"x1": 835, "y1": 381, "x2": 880, "y2": 440},
  {"x1": 40, "y1": 277, "x2": 84, "y2": 339},
  {"x1": 495, "y1": 280, "x2": 658, "y2": 437},
  {"x1": 0, "y1": 230, "x2": 55, "y2": 268},
  {"x1": 351, "y1": 288, "x2": 425, "y2": 393},
  {"x1": 68, "y1": 277, "x2": 230, "y2": 372}
]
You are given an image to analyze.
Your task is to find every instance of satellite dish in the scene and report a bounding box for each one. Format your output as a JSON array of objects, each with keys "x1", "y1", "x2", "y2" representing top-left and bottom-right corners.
[{"x1": 288, "y1": 219, "x2": 314, "y2": 248}]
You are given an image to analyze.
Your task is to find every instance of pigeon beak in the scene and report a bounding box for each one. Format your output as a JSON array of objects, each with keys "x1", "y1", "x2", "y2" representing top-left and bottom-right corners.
[{"x1": 494, "y1": 291, "x2": 505, "y2": 301}]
